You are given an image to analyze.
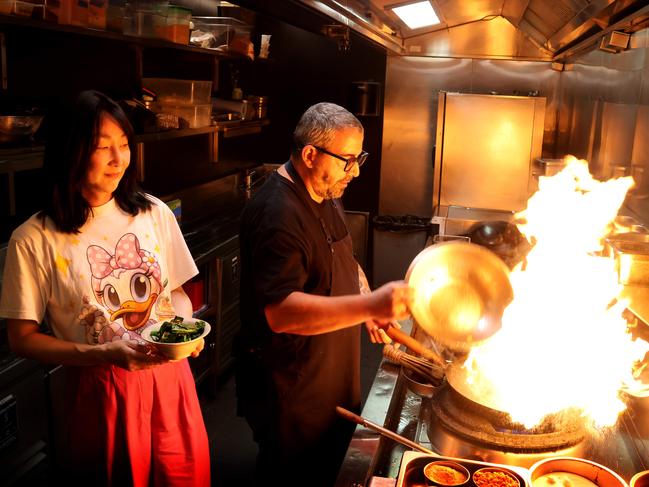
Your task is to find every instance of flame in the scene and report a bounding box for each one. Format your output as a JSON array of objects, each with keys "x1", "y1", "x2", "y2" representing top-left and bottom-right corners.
[{"x1": 463, "y1": 156, "x2": 649, "y2": 429}]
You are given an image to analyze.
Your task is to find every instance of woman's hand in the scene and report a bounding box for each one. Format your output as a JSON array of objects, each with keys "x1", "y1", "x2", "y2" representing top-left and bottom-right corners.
[
  {"x1": 101, "y1": 340, "x2": 168, "y2": 371},
  {"x1": 189, "y1": 338, "x2": 205, "y2": 358}
]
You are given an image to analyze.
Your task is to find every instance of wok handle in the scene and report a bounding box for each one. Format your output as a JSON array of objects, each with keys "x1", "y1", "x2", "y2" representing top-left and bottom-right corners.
[
  {"x1": 385, "y1": 326, "x2": 444, "y2": 367},
  {"x1": 336, "y1": 406, "x2": 434, "y2": 455}
]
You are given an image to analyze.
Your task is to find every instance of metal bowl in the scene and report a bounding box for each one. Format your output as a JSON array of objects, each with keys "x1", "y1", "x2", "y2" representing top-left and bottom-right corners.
[
  {"x1": 631, "y1": 470, "x2": 649, "y2": 487},
  {"x1": 405, "y1": 241, "x2": 513, "y2": 352},
  {"x1": 0, "y1": 115, "x2": 44, "y2": 137},
  {"x1": 530, "y1": 457, "x2": 628, "y2": 487}
]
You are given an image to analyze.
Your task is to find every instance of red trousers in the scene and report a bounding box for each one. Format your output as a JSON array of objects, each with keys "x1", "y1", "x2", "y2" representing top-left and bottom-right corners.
[{"x1": 64, "y1": 360, "x2": 210, "y2": 487}]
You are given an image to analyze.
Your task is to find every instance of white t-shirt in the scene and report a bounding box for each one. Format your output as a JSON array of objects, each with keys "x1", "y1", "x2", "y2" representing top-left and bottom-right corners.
[{"x1": 0, "y1": 195, "x2": 198, "y2": 344}]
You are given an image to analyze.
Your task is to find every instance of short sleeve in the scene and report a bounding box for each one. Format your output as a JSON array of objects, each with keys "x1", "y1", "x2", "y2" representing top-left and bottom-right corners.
[
  {"x1": 153, "y1": 200, "x2": 198, "y2": 290},
  {"x1": 0, "y1": 238, "x2": 49, "y2": 322},
  {"x1": 250, "y1": 218, "x2": 310, "y2": 308}
]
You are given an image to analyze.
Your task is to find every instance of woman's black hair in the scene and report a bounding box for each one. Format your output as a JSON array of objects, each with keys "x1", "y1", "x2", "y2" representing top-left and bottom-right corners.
[{"x1": 39, "y1": 90, "x2": 151, "y2": 233}]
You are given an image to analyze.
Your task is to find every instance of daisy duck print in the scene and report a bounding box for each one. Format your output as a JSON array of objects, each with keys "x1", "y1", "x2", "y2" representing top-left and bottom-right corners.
[{"x1": 81, "y1": 232, "x2": 176, "y2": 344}]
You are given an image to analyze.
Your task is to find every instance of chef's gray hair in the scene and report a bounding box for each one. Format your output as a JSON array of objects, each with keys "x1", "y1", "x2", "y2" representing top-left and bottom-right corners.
[{"x1": 293, "y1": 102, "x2": 363, "y2": 153}]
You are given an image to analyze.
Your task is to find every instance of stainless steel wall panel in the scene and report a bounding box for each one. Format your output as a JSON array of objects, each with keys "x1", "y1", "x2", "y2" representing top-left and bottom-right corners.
[
  {"x1": 629, "y1": 106, "x2": 649, "y2": 203},
  {"x1": 608, "y1": 46, "x2": 646, "y2": 71},
  {"x1": 471, "y1": 59, "x2": 558, "y2": 93},
  {"x1": 556, "y1": 28, "x2": 649, "y2": 227},
  {"x1": 631, "y1": 105, "x2": 649, "y2": 169},
  {"x1": 380, "y1": 56, "x2": 473, "y2": 216},
  {"x1": 640, "y1": 48, "x2": 649, "y2": 104},
  {"x1": 381, "y1": 56, "x2": 557, "y2": 216},
  {"x1": 597, "y1": 102, "x2": 638, "y2": 178}
]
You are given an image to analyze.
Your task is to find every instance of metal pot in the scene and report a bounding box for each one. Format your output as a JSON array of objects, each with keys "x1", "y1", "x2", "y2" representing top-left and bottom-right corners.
[
  {"x1": 0, "y1": 115, "x2": 44, "y2": 143},
  {"x1": 529, "y1": 457, "x2": 628, "y2": 487}
]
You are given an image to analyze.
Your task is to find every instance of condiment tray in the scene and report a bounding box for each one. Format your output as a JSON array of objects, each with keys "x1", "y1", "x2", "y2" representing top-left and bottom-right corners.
[{"x1": 396, "y1": 451, "x2": 531, "y2": 487}]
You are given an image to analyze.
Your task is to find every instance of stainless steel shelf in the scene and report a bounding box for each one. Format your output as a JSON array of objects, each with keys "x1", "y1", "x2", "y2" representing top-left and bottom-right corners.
[
  {"x1": 0, "y1": 14, "x2": 248, "y2": 59},
  {"x1": 134, "y1": 126, "x2": 219, "y2": 143},
  {"x1": 134, "y1": 119, "x2": 270, "y2": 143}
]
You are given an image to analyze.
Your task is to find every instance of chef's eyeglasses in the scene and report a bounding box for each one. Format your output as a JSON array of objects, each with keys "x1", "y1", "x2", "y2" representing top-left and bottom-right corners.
[{"x1": 311, "y1": 145, "x2": 369, "y2": 172}]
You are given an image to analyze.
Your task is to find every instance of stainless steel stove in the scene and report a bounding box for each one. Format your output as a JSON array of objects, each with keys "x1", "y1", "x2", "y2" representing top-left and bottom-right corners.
[
  {"x1": 427, "y1": 380, "x2": 587, "y2": 468},
  {"x1": 336, "y1": 320, "x2": 649, "y2": 486}
]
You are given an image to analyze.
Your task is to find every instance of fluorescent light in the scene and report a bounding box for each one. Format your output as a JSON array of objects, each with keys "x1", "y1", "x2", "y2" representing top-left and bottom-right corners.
[{"x1": 390, "y1": 1, "x2": 440, "y2": 30}]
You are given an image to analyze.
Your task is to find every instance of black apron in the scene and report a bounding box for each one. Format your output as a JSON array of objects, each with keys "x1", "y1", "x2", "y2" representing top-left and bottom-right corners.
[{"x1": 247, "y1": 161, "x2": 361, "y2": 486}]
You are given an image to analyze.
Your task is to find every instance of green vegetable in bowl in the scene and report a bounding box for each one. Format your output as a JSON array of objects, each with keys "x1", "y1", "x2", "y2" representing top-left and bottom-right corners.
[{"x1": 150, "y1": 316, "x2": 206, "y2": 343}]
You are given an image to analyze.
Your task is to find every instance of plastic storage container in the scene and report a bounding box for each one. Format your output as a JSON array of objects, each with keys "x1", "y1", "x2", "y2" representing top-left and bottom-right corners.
[
  {"x1": 123, "y1": 1, "x2": 167, "y2": 38},
  {"x1": 150, "y1": 103, "x2": 212, "y2": 129},
  {"x1": 190, "y1": 16, "x2": 251, "y2": 54},
  {"x1": 87, "y1": 0, "x2": 106, "y2": 28},
  {"x1": 105, "y1": 0, "x2": 125, "y2": 31},
  {"x1": 160, "y1": 5, "x2": 190, "y2": 44},
  {"x1": 142, "y1": 78, "x2": 212, "y2": 105},
  {"x1": 1, "y1": 0, "x2": 45, "y2": 18}
]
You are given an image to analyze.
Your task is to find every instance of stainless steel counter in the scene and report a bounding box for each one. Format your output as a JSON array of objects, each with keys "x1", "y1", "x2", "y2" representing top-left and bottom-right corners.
[{"x1": 336, "y1": 319, "x2": 432, "y2": 486}]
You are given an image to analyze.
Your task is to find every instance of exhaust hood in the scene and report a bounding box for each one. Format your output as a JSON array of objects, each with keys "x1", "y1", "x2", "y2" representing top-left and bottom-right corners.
[{"x1": 296, "y1": 0, "x2": 649, "y2": 61}]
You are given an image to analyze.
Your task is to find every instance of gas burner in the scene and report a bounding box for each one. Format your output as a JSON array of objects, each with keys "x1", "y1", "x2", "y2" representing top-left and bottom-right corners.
[
  {"x1": 431, "y1": 383, "x2": 585, "y2": 452},
  {"x1": 426, "y1": 382, "x2": 588, "y2": 467}
]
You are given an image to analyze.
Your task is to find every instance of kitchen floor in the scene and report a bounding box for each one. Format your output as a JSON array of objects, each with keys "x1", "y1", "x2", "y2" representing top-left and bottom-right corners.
[{"x1": 199, "y1": 334, "x2": 384, "y2": 486}]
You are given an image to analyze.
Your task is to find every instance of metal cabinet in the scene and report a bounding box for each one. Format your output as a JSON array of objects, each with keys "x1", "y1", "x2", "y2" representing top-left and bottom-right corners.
[
  {"x1": 188, "y1": 234, "x2": 240, "y2": 386},
  {"x1": 0, "y1": 357, "x2": 48, "y2": 486}
]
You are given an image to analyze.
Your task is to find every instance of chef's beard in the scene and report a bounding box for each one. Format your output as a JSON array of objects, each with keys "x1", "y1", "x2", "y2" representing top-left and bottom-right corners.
[{"x1": 321, "y1": 179, "x2": 352, "y2": 200}]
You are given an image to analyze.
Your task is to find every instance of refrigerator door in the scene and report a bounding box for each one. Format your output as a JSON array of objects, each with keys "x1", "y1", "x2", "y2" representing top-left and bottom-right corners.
[{"x1": 433, "y1": 92, "x2": 545, "y2": 213}]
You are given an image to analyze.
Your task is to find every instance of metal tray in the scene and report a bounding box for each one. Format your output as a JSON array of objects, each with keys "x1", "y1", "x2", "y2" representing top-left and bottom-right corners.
[
  {"x1": 396, "y1": 451, "x2": 530, "y2": 487},
  {"x1": 605, "y1": 235, "x2": 649, "y2": 286}
]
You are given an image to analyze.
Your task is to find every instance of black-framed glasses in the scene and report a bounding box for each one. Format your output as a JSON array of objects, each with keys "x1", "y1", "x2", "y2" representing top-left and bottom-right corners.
[{"x1": 312, "y1": 145, "x2": 369, "y2": 172}]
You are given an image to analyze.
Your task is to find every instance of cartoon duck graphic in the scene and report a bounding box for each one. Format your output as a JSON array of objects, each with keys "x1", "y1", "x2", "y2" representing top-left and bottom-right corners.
[{"x1": 87, "y1": 233, "x2": 164, "y2": 333}]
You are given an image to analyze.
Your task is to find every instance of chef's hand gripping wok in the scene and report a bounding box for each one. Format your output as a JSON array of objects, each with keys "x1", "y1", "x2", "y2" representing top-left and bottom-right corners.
[{"x1": 405, "y1": 241, "x2": 514, "y2": 352}]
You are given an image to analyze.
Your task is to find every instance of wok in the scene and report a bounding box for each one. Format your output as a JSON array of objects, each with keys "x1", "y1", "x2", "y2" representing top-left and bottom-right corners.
[
  {"x1": 405, "y1": 241, "x2": 513, "y2": 352},
  {"x1": 464, "y1": 220, "x2": 530, "y2": 269}
]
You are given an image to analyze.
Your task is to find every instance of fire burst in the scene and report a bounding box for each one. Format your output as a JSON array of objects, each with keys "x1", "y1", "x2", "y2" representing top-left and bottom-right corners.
[{"x1": 464, "y1": 156, "x2": 649, "y2": 429}]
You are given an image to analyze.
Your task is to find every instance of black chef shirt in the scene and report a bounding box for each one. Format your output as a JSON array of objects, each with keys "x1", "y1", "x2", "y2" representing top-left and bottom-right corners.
[{"x1": 239, "y1": 168, "x2": 348, "y2": 346}]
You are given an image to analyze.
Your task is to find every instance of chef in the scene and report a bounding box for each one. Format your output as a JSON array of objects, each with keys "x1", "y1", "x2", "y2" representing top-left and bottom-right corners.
[{"x1": 236, "y1": 102, "x2": 412, "y2": 486}]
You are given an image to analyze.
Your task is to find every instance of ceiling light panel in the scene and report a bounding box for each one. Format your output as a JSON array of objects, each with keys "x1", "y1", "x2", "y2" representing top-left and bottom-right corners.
[{"x1": 391, "y1": 1, "x2": 440, "y2": 30}]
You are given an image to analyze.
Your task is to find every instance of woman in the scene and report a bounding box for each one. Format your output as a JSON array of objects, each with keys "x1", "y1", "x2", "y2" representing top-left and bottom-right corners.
[{"x1": 0, "y1": 90, "x2": 210, "y2": 486}]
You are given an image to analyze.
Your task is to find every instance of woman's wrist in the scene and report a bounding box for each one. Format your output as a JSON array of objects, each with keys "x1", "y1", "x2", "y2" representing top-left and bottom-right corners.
[{"x1": 74, "y1": 341, "x2": 109, "y2": 366}]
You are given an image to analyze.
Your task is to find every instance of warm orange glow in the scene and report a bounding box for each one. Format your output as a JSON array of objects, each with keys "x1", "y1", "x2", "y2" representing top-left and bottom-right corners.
[{"x1": 463, "y1": 156, "x2": 649, "y2": 428}]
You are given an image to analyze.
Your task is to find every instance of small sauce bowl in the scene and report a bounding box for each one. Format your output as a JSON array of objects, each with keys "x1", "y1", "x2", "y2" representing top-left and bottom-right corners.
[
  {"x1": 631, "y1": 470, "x2": 649, "y2": 487},
  {"x1": 423, "y1": 460, "x2": 470, "y2": 486},
  {"x1": 473, "y1": 467, "x2": 521, "y2": 487}
]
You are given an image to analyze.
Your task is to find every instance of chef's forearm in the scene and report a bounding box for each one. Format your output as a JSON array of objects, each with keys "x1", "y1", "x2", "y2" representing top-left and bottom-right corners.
[{"x1": 265, "y1": 291, "x2": 376, "y2": 335}]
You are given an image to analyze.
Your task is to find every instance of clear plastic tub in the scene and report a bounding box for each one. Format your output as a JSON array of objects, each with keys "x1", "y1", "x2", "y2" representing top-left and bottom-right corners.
[
  {"x1": 87, "y1": 0, "x2": 107, "y2": 28},
  {"x1": 159, "y1": 5, "x2": 190, "y2": 44},
  {"x1": 123, "y1": 2, "x2": 166, "y2": 38},
  {"x1": 1, "y1": 0, "x2": 45, "y2": 18},
  {"x1": 105, "y1": 0, "x2": 125, "y2": 31},
  {"x1": 150, "y1": 103, "x2": 212, "y2": 128},
  {"x1": 190, "y1": 16, "x2": 251, "y2": 54},
  {"x1": 142, "y1": 78, "x2": 212, "y2": 105}
]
